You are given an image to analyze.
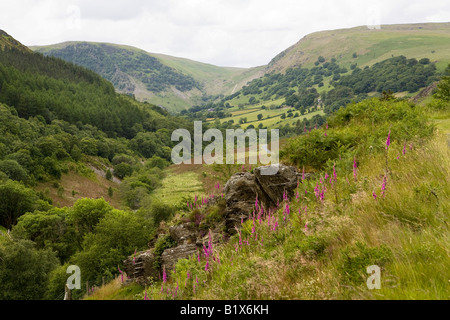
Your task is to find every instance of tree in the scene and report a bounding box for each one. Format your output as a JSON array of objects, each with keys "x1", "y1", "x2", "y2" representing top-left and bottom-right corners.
[
  {"x1": 67, "y1": 198, "x2": 113, "y2": 237},
  {"x1": 113, "y1": 162, "x2": 133, "y2": 179},
  {"x1": 0, "y1": 180, "x2": 38, "y2": 229},
  {"x1": 257, "y1": 113, "x2": 263, "y2": 121},
  {"x1": 12, "y1": 207, "x2": 78, "y2": 262},
  {"x1": 105, "y1": 169, "x2": 113, "y2": 181},
  {"x1": 0, "y1": 160, "x2": 29, "y2": 183},
  {"x1": 71, "y1": 209, "x2": 153, "y2": 287},
  {"x1": 435, "y1": 66, "x2": 450, "y2": 101},
  {"x1": 0, "y1": 238, "x2": 59, "y2": 300},
  {"x1": 108, "y1": 187, "x2": 114, "y2": 198}
]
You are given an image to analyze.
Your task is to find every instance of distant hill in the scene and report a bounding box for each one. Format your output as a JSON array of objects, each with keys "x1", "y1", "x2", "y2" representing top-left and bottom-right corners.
[
  {"x1": 30, "y1": 22, "x2": 450, "y2": 113},
  {"x1": 0, "y1": 30, "x2": 31, "y2": 53},
  {"x1": 267, "y1": 22, "x2": 450, "y2": 73},
  {"x1": 32, "y1": 42, "x2": 263, "y2": 112}
]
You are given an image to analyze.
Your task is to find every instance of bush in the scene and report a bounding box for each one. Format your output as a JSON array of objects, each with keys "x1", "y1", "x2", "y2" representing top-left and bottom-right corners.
[
  {"x1": 153, "y1": 234, "x2": 177, "y2": 270},
  {"x1": 338, "y1": 242, "x2": 392, "y2": 285}
]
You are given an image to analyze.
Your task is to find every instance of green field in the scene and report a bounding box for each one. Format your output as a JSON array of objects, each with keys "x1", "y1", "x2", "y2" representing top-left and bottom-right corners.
[{"x1": 152, "y1": 169, "x2": 205, "y2": 205}]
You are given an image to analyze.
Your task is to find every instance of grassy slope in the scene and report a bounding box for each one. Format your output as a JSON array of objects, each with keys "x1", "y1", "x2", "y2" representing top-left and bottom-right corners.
[
  {"x1": 269, "y1": 22, "x2": 450, "y2": 73},
  {"x1": 34, "y1": 162, "x2": 123, "y2": 210},
  {"x1": 86, "y1": 94, "x2": 449, "y2": 300}
]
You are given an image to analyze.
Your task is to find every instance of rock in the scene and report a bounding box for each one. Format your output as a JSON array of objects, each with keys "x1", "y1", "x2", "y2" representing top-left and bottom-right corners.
[
  {"x1": 223, "y1": 164, "x2": 312, "y2": 232},
  {"x1": 169, "y1": 223, "x2": 197, "y2": 245},
  {"x1": 254, "y1": 164, "x2": 312, "y2": 206},
  {"x1": 161, "y1": 244, "x2": 198, "y2": 272},
  {"x1": 123, "y1": 250, "x2": 159, "y2": 285}
]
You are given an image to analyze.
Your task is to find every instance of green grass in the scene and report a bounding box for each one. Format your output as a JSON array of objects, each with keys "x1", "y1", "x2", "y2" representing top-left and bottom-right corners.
[{"x1": 152, "y1": 169, "x2": 205, "y2": 205}]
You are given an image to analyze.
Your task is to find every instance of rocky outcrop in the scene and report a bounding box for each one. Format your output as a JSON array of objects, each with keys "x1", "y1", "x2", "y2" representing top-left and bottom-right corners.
[
  {"x1": 161, "y1": 244, "x2": 198, "y2": 272},
  {"x1": 223, "y1": 164, "x2": 312, "y2": 233},
  {"x1": 123, "y1": 250, "x2": 159, "y2": 285},
  {"x1": 124, "y1": 164, "x2": 311, "y2": 283}
]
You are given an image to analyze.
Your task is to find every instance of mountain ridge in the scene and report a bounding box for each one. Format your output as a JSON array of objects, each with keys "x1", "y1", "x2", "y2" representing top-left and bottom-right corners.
[{"x1": 29, "y1": 22, "x2": 450, "y2": 112}]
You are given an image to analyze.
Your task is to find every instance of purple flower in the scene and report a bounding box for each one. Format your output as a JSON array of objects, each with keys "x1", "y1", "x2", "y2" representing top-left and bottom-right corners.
[
  {"x1": 373, "y1": 192, "x2": 377, "y2": 200},
  {"x1": 162, "y1": 267, "x2": 167, "y2": 283},
  {"x1": 386, "y1": 130, "x2": 391, "y2": 150},
  {"x1": 353, "y1": 159, "x2": 357, "y2": 181},
  {"x1": 381, "y1": 175, "x2": 387, "y2": 197}
]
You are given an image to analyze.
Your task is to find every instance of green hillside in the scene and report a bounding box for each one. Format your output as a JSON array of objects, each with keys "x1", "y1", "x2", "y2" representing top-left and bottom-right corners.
[
  {"x1": 32, "y1": 42, "x2": 262, "y2": 112},
  {"x1": 268, "y1": 22, "x2": 450, "y2": 73}
]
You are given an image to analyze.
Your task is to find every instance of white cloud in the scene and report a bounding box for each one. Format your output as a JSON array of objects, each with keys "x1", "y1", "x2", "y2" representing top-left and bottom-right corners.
[{"x1": 0, "y1": 0, "x2": 449, "y2": 67}]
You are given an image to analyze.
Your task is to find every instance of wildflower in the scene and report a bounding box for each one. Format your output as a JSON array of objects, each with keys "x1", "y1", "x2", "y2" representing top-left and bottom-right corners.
[
  {"x1": 386, "y1": 129, "x2": 391, "y2": 150},
  {"x1": 305, "y1": 223, "x2": 308, "y2": 232},
  {"x1": 373, "y1": 192, "x2": 377, "y2": 200},
  {"x1": 381, "y1": 175, "x2": 387, "y2": 197},
  {"x1": 326, "y1": 123, "x2": 329, "y2": 130},
  {"x1": 144, "y1": 289, "x2": 149, "y2": 300},
  {"x1": 353, "y1": 159, "x2": 357, "y2": 181},
  {"x1": 333, "y1": 163, "x2": 337, "y2": 182},
  {"x1": 162, "y1": 267, "x2": 167, "y2": 283}
]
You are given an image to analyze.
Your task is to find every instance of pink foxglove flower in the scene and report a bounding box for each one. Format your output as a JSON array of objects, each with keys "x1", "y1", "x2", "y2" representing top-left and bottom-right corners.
[
  {"x1": 373, "y1": 192, "x2": 377, "y2": 200},
  {"x1": 162, "y1": 267, "x2": 167, "y2": 283},
  {"x1": 381, "y1": 175, "x2": 387, "y2": 197},
  {"x1": 386, "y1": 130, "x2": 391, "y2": 150},
  {"x1": 353, "y1": 159, "x2": 357, "y2": 181}
]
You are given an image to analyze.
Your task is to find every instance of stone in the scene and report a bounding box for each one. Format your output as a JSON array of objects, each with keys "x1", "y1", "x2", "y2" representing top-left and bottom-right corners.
[
  {"x1": 169, "y1": 223, "x2": 197, "y2": 245},
  {"x1": 123, "y1": 250, "x2": 159, "y2": 285},
  {"x1": 161, "y1": 244, "x2": 198, "y2": 272},
  {"x1": 223, "y1": 164, "x2": 312, "y2": 232}
]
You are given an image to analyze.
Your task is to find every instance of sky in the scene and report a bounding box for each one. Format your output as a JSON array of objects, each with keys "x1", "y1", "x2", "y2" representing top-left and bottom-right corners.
[{"x1": 1, "y1": 0, "x2": 450, "y2": 68}]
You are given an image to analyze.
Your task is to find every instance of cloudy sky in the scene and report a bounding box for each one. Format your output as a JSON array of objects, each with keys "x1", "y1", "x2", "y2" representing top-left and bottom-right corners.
[{"x1": 1, "y1": 0, "x2": 449, "y2": 67}]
